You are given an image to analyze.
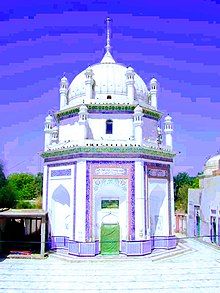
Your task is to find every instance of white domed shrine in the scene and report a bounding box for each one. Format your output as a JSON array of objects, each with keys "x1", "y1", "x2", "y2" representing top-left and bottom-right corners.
[
  {"x1": 204, "y1": 154, "x2": 220, "y2": 176},
  {"x1": 42, "y1": 18, "x2": 176, "y2": 257}
]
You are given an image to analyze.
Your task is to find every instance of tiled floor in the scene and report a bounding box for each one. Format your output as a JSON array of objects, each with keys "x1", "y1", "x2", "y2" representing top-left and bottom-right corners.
[{"x1": 1, "y1": 238, "x2": 220, "y2": 292}]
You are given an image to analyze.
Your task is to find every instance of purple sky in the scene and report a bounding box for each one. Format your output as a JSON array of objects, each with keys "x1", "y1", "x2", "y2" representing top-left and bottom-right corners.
[{"x1": 1, "y1": 0, "x2": 220, "y2": 176}]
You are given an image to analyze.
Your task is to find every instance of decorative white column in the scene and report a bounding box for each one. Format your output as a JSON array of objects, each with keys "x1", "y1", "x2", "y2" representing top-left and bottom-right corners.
[
  {"x1": 69, "y1": 165, "x2": 75, "y2": 241},
  {"x1": 169, "y1": 165, "x2": 175, "y2": 235},
  {"x1": 164, "y1": 114, "x2": 173, "y2": 150},
  {"x1": 44, "y1": 114, "x2": 53, "y2": 150},
  {"x1": 125, "y1": 66, "x2": 135, "y2": 104},
  {"x1": 75, "y1": 160, "x2": 87, "y2": 242},
  {"x1": 42, "y1": 165, "x2": 48, "y2": 210},
  {"x1": 78, "y1": 104, "x2": 88, "y2": 142},
  {"x1": 135, "y1": 161, "x2": 146, "y2": 240},
  {"x1": 133, "y1": 105, "x2": 143, "y2": 144},
  {"x1": 59, "y1": 75, "x2": 69, "y2": 110},
  {"x1": 146, "y1": 180, "x2": 151, "y2": 240},
  {"x1": 150, "y1": 77, "x2": 158, "y2": 109},
  {"x1": 40, "y1": 216, "x2": 46, "y2": 256},
  {"x1": 84, "y1": 67, "x2": 94, "y2": 103}
]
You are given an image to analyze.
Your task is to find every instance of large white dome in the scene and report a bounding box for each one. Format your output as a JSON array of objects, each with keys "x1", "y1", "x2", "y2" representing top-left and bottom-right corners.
[
  {"x1": 67, "y1": 51, "x2": 149, "y2": 107},
  {"x1": 204, "y1": 154, "x2": 220, "y2": 176}
]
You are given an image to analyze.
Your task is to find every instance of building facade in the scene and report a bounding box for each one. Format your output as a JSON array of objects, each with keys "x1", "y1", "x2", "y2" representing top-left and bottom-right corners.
[
  {"x1": 42, "y1": 20, "x2": 176, "y2": 256},
  {"x1": 175, "y1": 212, "x2": 187, "y2": 234},
  {"x1": 188, "y1": 154, "x2": 220, "y2": 245}
]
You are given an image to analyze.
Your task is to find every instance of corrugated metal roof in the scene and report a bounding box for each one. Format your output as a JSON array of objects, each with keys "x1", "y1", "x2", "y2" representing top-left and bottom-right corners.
[{"x1": 0, "y1": 209, "x2": 47, "y2": 218}]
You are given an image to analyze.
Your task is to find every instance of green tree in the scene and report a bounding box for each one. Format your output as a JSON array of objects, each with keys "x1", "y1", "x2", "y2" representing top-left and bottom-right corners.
[
  {"x1": 0, "y1": 184, "x2": 17, "y2": 209},
  {"x1": 0, "y1": 163, "x2": 17, "y2": 209},
  {"x1": 32, "y1": 172, "x2": 43, "y2": 209},
  {"x1": 7, "y1": 173, "x2": 36, "y2": 200},
  {"x1": 6, "y1": 172, "x2": 43, "y2": 209},
  {"x1": 0, "y1": 162, "x2": 6, "y2": 188},
  {"x1": 174, "y1": 172, "x2": 192, "y2": 201},
  {"x1": 175, "y1": 184, "x2": 190, "y2": 213},
  {"x1": 190, "y1": 176, "x2": 199, "y2": 189},
  {"x1": 34, "y1": 172, "x2": 43, "y2": 198},
  {"x1": 174, "y1": 172, "x2": 200, "y2": 213}
]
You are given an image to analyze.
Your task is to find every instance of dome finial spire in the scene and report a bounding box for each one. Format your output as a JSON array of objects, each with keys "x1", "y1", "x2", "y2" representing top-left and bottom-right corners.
[{"x1": 105, "y1": 17, "x2": 112, "y2": 53}]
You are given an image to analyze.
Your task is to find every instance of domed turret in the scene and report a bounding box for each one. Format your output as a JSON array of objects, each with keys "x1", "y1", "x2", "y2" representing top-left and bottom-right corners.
[
  {"x1": 150, "y1": 77, "x2": 158, "y2": 109},
  {"x1": 164, "y1": 114, "x2": 172, "y2": 123},
  {"x1": 79, "y1": 104, "x2": 88, "y2": 121},
  {"x1": 150, "y1": 77, "x2": 157, "y2": 86},
  {"x1": 60, "y1": 74, "x2": 69, "y2": 110},
  {"x1": 164, "y1": 114, "x2": 173, "y2": 150},
  {"x1": 134, "y1": 104, "x2": 143, "y2": 114},
  {"x1": 78, "y1": 104, "x2": 88, "y2": 141},
  {"x1": 45, "y1": 114, "x2": 53, "y2": 125},
  {"x1": 133, "y1": 105, "x2": 143, "y2": 144},
  {"x1": 85, "y1": 66, "x2": 94, "y2": 79},
  {"x1": 125, "y1": 66, "x2": 135, "y2": 103},
  {"x1": 84, "y1": 67, "x2": 94, "y2": 102},
  {"x1": 125, "y1": 66, "x2": 135, "y2": 78},
  {"x1": 44, "y1": 114, "x2": 54, "y2": 150}
]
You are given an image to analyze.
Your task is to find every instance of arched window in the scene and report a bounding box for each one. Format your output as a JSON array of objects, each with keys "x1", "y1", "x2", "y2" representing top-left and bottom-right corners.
[{"x1": 106, "y1": 119, "x2": 113, "y2": 134}]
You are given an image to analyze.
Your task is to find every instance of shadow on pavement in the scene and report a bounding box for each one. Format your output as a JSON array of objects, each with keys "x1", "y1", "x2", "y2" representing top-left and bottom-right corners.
[{"x1": 0, "y1": 254, "x2": 7, "y2": 262}]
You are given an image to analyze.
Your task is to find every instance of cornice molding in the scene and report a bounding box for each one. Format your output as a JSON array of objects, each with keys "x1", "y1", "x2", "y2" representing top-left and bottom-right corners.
[{"x1": 56, "y1": 104, "x2": 162, "y2": 122}]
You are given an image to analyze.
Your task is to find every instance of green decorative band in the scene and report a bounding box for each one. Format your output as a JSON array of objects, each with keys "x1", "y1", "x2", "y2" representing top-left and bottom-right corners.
[
  {"x1": 41, "y1": 145, "x2": 175, "y2": 159},
  {"x1": 56, "y1": 104, "x2": 162, "y2": 121}
]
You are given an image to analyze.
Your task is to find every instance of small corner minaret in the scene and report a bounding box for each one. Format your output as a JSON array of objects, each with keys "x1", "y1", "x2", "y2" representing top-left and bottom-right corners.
[
  {"x1": 78, "y1": 104, "x2": 88, "y2": 141},
  {"x1": 60, "y1": 74, "x2": 69, "y2": 110},
  {"x1": 44, "y1": 114, "x2": 53, "y2": 150},
  {"x1": 150, "y1": 77, "x2": 158, "y2": 109},
  {"x1": 164, "y1": 114, "x2": 173, "y2": 150},
  {"x1": 125, "y1": 66, "x2": 135, "y2": 104},
  {"x1": 84, "y1": 67, "x2": 94, "y2": 102},
  {"x1": 133, "y1": 105, "x2": 143, "y2": 144}
]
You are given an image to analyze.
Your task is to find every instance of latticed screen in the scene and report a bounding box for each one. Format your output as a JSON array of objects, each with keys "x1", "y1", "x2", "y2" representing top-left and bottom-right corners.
[{"x1": 101, "y1": 200, "x2": 119, "y2": 209}]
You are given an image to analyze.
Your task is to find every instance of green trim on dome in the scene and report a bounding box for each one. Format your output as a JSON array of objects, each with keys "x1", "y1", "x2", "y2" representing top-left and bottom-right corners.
[
  {"x1": 41, "y1": 145, "x2": 175, "y2": 159},
  {"x1": 56, "y1": 104, "x2": 162, "y2": 122}
]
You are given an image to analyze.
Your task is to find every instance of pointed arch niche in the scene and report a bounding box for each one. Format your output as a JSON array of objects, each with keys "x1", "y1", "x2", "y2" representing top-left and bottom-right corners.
[
  {"x1": 51, "y1": 185, "x2": 70, "y2": 237},
  {"x1": 148, "y1": 178, "x2": 168, "y2": 236}
]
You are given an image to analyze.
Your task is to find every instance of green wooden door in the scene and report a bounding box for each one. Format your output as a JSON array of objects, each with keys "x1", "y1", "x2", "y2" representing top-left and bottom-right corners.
[{"x1": 100, "y1": 224, "x2": 120, "y2": 255}]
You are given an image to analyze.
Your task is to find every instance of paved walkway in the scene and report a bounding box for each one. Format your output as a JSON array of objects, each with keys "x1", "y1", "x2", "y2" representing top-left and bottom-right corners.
[{"x1": 1, "y1": 238, "x2": 220, "y2": 292}]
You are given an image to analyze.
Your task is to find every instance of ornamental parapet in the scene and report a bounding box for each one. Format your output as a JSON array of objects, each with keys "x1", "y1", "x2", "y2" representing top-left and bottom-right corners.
[
  {"x1": 41, "y1": 144, "x2": 175, "y2": 160},
  {"x1": 55, "y1": 103, "x2": 162, "y2": 122}
]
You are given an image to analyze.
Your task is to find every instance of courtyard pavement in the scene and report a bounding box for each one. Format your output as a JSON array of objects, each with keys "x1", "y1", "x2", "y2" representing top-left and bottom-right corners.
[{"x1": 1, "y1": 237, "x2": 220, "y2": 292}]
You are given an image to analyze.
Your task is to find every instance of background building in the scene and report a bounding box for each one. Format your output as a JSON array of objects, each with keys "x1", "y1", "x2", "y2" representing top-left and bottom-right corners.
[
  {"x1": 188, "y1": 154, "x2": 220, "y2": 245},
  {"x1": 42, "y1": 19, "x2": 176, "y2": 256}
]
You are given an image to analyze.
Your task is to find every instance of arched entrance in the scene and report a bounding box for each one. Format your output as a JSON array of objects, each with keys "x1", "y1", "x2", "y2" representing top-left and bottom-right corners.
[{"x1": 100, "y1": 214, "x2": 120, "y2": 255}]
